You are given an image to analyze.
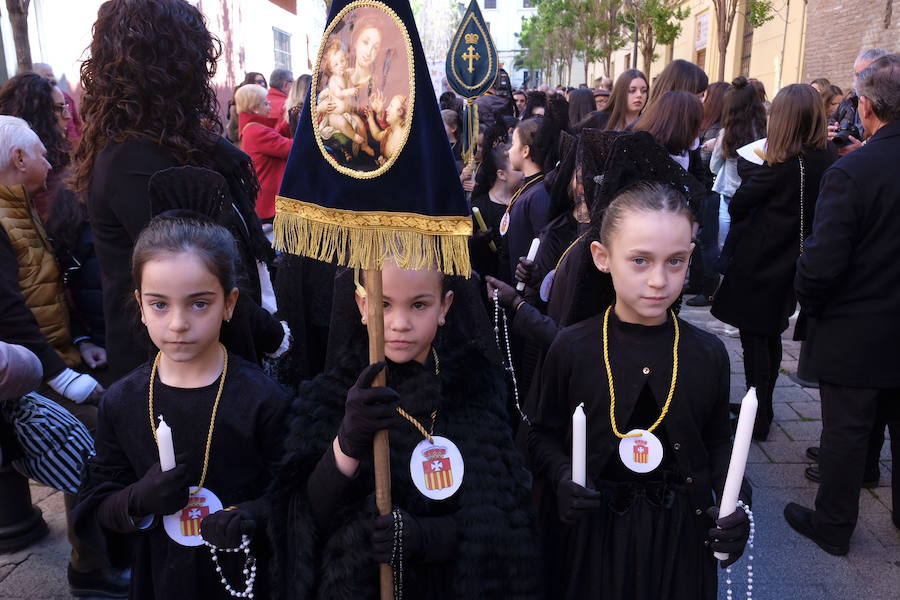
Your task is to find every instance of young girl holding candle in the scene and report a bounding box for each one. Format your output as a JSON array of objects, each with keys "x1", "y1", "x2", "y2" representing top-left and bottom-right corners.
[
  {"x1": 73, "y1": 214, "x2": 290, "y2": 599},
  {"x1": 528, "y1": 181, "x2": 750, "y2": 599},
  {"x1": 268, "y1": 263, "x2": 541, "y2": 599}
]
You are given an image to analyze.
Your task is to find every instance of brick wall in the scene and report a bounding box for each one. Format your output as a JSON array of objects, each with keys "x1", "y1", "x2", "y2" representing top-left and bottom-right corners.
[{"x1": 803, "y1": 0, "x2": 900, "y2": 92}]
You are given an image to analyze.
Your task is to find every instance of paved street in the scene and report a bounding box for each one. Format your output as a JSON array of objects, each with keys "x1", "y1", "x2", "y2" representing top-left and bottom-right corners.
[{"x1": 1, "y1": 304, "x2": 898, "y2": 599}]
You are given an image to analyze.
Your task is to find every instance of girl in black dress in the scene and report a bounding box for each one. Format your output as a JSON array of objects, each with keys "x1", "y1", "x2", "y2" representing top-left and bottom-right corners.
[
  {"x1": 74, "y1": 214, "x2": 289, "y2": 599},
  {"x1": 529, "y1": 181, "x2": 750, "y2": 599}
]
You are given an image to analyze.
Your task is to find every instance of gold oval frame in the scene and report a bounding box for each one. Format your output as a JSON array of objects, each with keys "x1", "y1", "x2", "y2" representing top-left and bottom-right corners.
[{"x1": 311, "y1": 0, "x2": 415, "y2": 180}]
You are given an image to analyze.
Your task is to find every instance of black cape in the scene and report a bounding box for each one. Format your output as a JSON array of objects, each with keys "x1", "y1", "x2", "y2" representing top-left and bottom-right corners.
[
  {"x1": 73, "y1": 354, "x2": 290, "y2": 600},
  {"x1": 267, "y1": 346, "x2": 542, "y2": 599}
]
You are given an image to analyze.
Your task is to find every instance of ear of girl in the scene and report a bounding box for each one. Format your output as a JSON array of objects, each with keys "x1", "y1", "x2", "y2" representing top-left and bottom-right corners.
[{"x1": 354, "y1": 262, "x2": 454, "y2": 365}]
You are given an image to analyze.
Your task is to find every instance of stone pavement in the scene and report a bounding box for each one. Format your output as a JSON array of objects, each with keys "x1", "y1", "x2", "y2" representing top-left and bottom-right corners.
[{"x1": 1, "y1": 305, "x2": 898, "y2": 599}]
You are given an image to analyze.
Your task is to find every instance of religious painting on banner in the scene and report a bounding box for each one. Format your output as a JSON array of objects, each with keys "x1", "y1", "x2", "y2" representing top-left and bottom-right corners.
[{"x1": 313, "y1": 0, "x2": 414, "y2": 175}]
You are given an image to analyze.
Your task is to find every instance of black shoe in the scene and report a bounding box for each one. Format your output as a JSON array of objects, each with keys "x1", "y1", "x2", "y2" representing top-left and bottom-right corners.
[
  {"x1": 789, "y1": 372, "x2": 820, "y2": 389},
  {"x1": 806, "y1": 446, "x2": 819, "y2": 461},
  {"x1": 68, "y1": 564, "x2": 130, "y2": 598},
  {"x1": 804, "y1": 465, "x2": 879, "y2": 488},
  {"x1": 783, "y1": 502, "x2": 849, "y2": 556},
  {"x1": 685, "y1": 294, "x2": 714, "y2": 307}
]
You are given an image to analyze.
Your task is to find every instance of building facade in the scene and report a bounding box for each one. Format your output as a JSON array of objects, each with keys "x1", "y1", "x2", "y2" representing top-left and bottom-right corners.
[
  {"x1": 0, "y1": 0, "x2": 326, "y2": 121},
  {"x1": 476, "y1": 0, "x2": 537, "y2": 88},
  {"x1": 802, "y1": 0, "x2": 898, "y2": 92}
]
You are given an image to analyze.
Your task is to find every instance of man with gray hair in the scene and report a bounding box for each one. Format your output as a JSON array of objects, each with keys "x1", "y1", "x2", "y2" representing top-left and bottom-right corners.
[
  {"x1": 268, "y1": 67, "x2": 294, "y2": 122},
  {"x1": 785, "y1": 54, "x2": 900, "y2": 556},
  {"x1": 829, "y1": 47, "x2": 889, "y2": 154}
]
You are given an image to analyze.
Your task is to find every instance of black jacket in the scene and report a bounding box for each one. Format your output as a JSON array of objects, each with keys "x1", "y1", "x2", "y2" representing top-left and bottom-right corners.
[
  {"x1": 795, "y1": 119, "x2": 900, "y2": 388},
  {"x1": 712, "y1": 147, "x2": 836, "y2": 334}
]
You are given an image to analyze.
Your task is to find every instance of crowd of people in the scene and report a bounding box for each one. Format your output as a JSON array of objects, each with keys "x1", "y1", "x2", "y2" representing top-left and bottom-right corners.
[{"x1": 0, "y1": 0, "x2": 898, "y2": 598}]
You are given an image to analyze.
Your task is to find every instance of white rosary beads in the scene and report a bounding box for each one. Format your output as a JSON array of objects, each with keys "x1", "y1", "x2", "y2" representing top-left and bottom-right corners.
[
  {"x1": 205, "y1": 534, "x2": 257, "y2": 599},
  {"x1": 725, "y1": 500, "x2": 755, "y2": 600},
  {"x1": 390, "y1": 507, "x2": 404, "y2": 600},
  {"x1": 492, "y1": 289, "x2": 529, "y2": 424}
]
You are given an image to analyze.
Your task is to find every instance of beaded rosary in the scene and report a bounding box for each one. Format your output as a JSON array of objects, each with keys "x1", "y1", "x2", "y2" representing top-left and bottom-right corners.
[
  {"x1": 390, "y1": 507, "x2": 405, "y2": 599},
  {"x1": 204, "y1": 533, "x2": 257, "y2": 599},
  {"x1": 724, "y1": 500, "x2": 755, "y2": 600},
  {"x1": 492, "y1": 288, "x2": 529, "y2": 424}
]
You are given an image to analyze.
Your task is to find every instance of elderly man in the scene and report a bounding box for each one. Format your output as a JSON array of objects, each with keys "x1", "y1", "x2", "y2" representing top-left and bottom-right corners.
[
  {"x1": 785, "y1": 55, "x2": 900, "y2": 555},
  {"x1": 829, "y1": 48, "x2": 888, "y2": 152},
  {"x1": 267, "y1": 67, "x2": 294, "y2": 123}
]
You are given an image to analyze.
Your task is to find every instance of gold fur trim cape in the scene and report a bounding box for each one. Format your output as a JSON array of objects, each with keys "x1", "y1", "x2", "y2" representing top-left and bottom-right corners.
[{"x1": 274, "y1": 196, "x2": 473, "y2": 277}]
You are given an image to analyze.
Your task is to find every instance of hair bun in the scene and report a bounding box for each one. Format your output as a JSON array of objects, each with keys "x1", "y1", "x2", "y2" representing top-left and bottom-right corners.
[{"x1": 731, "y1": 76, "x2": 749, "y2": 89}]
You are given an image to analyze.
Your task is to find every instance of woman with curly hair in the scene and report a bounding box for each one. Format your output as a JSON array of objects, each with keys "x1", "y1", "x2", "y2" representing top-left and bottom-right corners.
[{"x1": 72, "y1": 0, "x2": 286, "y2": 380}]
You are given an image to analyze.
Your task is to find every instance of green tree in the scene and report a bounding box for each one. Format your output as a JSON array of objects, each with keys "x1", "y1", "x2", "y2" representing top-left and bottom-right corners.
[
  {"x1": 711, "y1": 0, "x2": 774, "y2": 81},
  {"x1": 595, "y1": 0, "x2": 628, "y2": 80},
  {"x1": 516, "y1": 0, "x2": 580, "y2": 86},
  {"x1": 623, "y1": 0, "x2": 690, "y2": 76}
]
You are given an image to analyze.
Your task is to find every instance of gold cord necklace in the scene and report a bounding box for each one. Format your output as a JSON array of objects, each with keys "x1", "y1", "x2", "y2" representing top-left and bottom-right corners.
[
  {"x1": 395, "y1": 347, "x2": 439, "y2": 444},
  {"x1": 149, "y1": 344, "x2": 228, "y2": 494},
  {"x1": 602, "y1": 306, "x2": 679, "y2": 439},
  {"x1": 503, "y1": 173, "x2": 545, "y2": 218}
]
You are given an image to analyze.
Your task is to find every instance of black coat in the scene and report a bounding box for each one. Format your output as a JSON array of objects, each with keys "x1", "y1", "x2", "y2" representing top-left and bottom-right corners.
[
  {"x1": 711, "y1": 147, "x2": 836, "y2": 334},
  {"x1": 795, "y1": 120, "x2": 900, "y2": 388},
  {"x1": 87, "y1": 138, "x2": 283, "y2": 379},
  {"x1": 267, "y1": 347, "x2": 542, "y2": 599}
]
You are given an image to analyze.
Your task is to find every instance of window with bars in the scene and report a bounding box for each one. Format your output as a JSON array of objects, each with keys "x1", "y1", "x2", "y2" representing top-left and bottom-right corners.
[
  {"x1": 523, "y1": 0, "x2": 533, "y2": 7},
  {"x1": 273, "y1": 28, "x2": 292, "y2": 71}
]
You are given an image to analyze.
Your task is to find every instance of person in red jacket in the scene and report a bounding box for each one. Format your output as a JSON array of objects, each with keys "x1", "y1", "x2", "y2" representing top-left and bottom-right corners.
[
  {"x1": 235, "y1": 84, "x2": 293, "y2": 222},
  {"x1": 267, "y1": 68, "x2": 293, "y2": 124}
]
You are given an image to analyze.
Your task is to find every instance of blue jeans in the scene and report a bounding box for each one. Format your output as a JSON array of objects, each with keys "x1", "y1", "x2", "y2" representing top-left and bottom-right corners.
[{"x1": 718, "y1": 194, "x2": 732, "y2": 249}]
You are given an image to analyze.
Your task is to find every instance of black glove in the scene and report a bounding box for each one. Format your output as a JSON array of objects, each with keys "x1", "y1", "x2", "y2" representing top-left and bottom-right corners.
[
  {"x1": 705, "y1": 506, "x2": 750, "y2": 567},
  {"x1": 127, "y1": 454, "x2": 191, "y2": 517},
  {"x1": 372, "y1": 509, "x2": 424, "y2": 565},
  {"x1": 485, "y1": 275, "x2": 522, "y2": 310},
  {"x1": 472, "y1": 226, "x2": 494, "y2": 245},
  {"x1": 556, "y1": 470, "x2": 605, "y2": 525},
  {"x1": 337, "y1": 362, "x2": 399, "y2": 459},
  {"x1": 514, "y1": 257, "x2": 538, "y2": 288},
  {"x1": 201, "y1": 507, "x2": 257, "y2": 549}
]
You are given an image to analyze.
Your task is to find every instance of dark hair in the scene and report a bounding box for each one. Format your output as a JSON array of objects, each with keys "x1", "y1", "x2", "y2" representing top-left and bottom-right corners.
[
  {"x1": 472, "y1": 142, "x2": 511, "y2": 198},
  {"x1": 0, "y1": 73, "x2": 69, "y2": 169},
  {"x1": 132, "y1": 213, "x2": 239, "y2": 293},
  {"x1": 749, "y1": 78, "x2": 767, "y2": 102},
  {"x1": 648, "y1": 60, "x2": 708, "y2": 108},
  {"x1": 72, "y1": 0, "x2": 222, "y2": 194},
  {"x1": 514, "y1": 115, "x2": 563, "y2": 171},
  {"x1": 597, "y1": 181, "x2": 693, "y2": 246},
  {"x1": 765, "y1": 84, "x2": 828, "y2": 165},
  {"x1": 810, "y1": 77, "x2": 831, "y2": 89},
  {"x1": 602, "y1": 69, "x2": 648, "y2": 131},
  {"x1": 521, "y1": 90, "x2": 548, "y2": 120},
  {"x1": 820, "y1": 84, "x2": 843, "y2": 116},
  {"x1": 721, "y1": 76, "x2": 767, "y2": 158},
  {"x1": 701, "y1": 81, "x2": 730, "y2": 130},
  {"x1": 567, "y1": 88, "x2": 596, "y2": 129},
  {"x1": 633, "y1": 91, "x2": 703, "y2": 155},
  {"x1": 243, "y1": 72, "x2": 266, "y2": 87}
]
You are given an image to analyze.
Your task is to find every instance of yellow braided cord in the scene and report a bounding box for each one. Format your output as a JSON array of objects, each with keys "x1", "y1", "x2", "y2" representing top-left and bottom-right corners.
[
  {"x1": 603, "y1": 306, "x2": 679, "y2": 439},
  {"x1": 149, "y1": 345, "x2": 228, "y2": 493}
]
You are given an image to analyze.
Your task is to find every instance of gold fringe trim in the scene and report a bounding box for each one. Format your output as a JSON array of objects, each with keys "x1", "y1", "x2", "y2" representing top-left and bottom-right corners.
[{"x1": 274, "y1": 197, "x2": 472, "y2": 277}]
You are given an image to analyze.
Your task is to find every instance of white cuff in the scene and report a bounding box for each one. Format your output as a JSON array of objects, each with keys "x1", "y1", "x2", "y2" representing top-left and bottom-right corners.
[
  {"x1": 47, "y1": 368, "x2": 99, "y2": 404},
  {"x1": 269, "y1": 321, "x2": 292, "y2": 359}
]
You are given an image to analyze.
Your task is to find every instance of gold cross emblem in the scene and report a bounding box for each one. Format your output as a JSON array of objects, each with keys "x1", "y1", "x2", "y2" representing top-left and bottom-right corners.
[{"x1": 461, "y1": 45, "x2": 481, "y2": 74}]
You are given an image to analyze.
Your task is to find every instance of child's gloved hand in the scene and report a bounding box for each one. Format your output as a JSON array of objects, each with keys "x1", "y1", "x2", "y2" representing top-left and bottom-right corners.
[
  {"x1": 705, "y1": 506, "x2": 750, "y2": 567},
  {"x1": 337, "y1": 362, "x2": 399, "y2": 459},
  {"x1": 556, "y1": 468, "x2": 605, "y2": 525},
  {"x1": 127, "y1": 454, "x2": 191, "y2": 517},
  {"x1": 201, "y1": 507, "x2": 257, "y2": 549},
  {"x1": 371, "y1": 509, "x2": 424, "y2": 565}
]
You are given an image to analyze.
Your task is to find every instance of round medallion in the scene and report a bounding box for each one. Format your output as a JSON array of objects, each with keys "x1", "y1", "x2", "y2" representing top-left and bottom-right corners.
[
  {"x1": 163, "y1": 486, "x2": 223, "y2": 546},
  {"x1": 617, "y1": 429, "x2": 663, "y2": 473},
  {"x1": 312, "y1": 0, "x2": 415, "y2": 178},
  {"x1": 539, "y1": 269, "x2": 556, "y2": 303},
  {"x1": 499, "y1": 212, "x2": 510, "y2": 236},
  {"x1": 409, "y1": 435, "x2": 464, "y2": 500}
]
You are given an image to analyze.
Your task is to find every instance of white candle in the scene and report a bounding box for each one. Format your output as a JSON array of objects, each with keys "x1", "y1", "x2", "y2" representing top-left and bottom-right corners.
[
  {"x1": 572, "y1": 403, "x2": 586, "y2": 486},
  {"x1": 714, "y1": 387, "x2": 758, "y2": 560},
  {"x1": 516, "y1": 237, "x2": 541, "y2": 292},
  {"x1": 157, "y1": 415, "x2": 176, "y2": 472}
]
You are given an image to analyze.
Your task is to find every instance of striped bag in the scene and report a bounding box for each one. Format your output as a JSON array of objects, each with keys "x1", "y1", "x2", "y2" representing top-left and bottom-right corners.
[{"x1": 0, "y1": 392, "x2": 95, "y2": 494}]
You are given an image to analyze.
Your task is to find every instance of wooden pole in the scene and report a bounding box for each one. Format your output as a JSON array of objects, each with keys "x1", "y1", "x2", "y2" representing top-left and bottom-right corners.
[{"x1": 364, "y1": 268, "x2": 394, "y2": 600}]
